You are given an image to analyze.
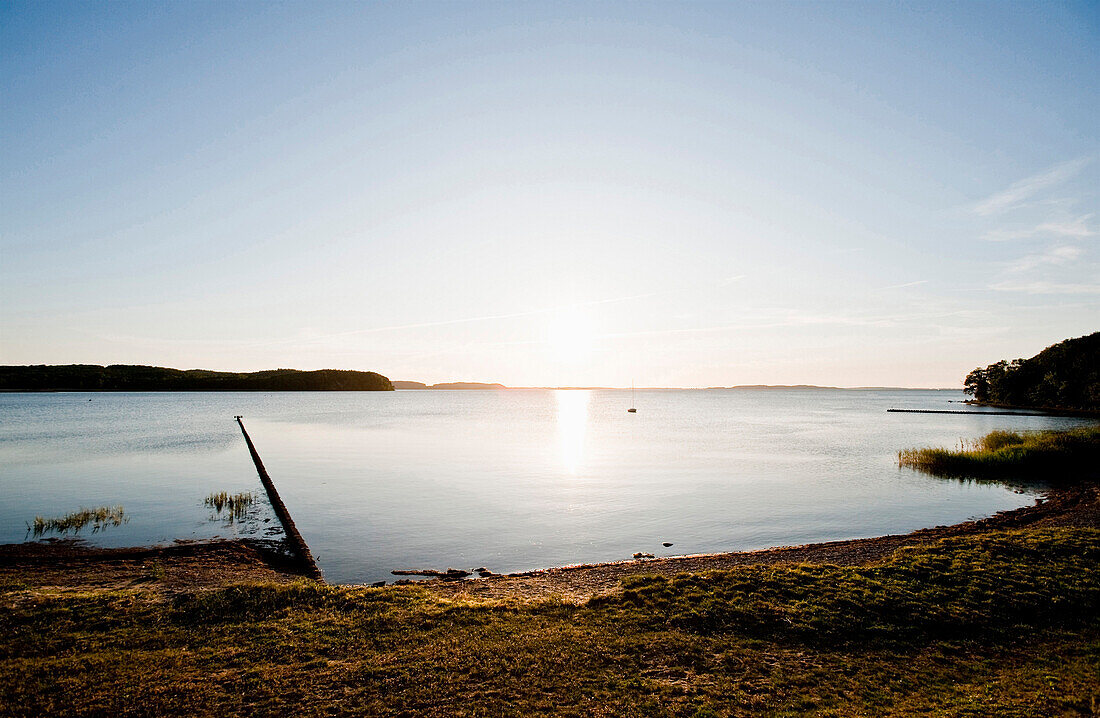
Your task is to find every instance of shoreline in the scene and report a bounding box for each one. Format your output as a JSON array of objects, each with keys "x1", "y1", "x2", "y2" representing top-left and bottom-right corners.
[
  {"x1": 3, "y1": 482, "x2": 1097, "y2": 601},
  {"x1": 427, "y1": 481, "x2": 1100, "y2": 602}
]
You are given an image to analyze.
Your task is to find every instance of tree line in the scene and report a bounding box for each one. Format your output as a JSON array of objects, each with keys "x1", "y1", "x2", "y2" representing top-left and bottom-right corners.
[
  {"x1": 0, "y1": 365, "x2": 394, "y2": 392},
  {"x1": 964, "y1": 332, "x2": 1099, "y2": 411}
]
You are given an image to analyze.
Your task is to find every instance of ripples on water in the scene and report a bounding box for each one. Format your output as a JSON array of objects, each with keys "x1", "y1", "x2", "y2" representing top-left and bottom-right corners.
[{"x1": 0, "y1": 390, "x2": 1089, "y2": 583}]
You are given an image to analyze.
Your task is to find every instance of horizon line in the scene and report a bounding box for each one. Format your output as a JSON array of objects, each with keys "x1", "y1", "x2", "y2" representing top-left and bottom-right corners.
[{"x1": 398, "y1": 382, "x2": 962, "y2": 391}]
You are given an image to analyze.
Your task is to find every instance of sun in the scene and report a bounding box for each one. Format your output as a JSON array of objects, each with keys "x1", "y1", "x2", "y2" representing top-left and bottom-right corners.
[{"x1": 546, "y1": 308, "x2": 596, "y2": 364}]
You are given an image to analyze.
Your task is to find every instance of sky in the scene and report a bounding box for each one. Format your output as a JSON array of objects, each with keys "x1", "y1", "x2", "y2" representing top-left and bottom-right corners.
[{"x1": 2, "y1": 1, "x2": 1098, "y2": 388}]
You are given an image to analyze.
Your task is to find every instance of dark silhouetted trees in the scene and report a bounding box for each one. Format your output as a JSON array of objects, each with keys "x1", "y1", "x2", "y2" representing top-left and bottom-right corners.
[
  {"x1": 0, "y1": 365, "x2": 394, "y2": 392},
  {"x1": 963, "y1": 332, "x2": 1100, "y2": 411}
]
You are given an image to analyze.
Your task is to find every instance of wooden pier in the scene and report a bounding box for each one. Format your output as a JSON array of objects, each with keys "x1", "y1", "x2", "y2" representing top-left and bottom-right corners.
[{"x1": 235, "y1": 416, "x2": 323, "y2": 581}]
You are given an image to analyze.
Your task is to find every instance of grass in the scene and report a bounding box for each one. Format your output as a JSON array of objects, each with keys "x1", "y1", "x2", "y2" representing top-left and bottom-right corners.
[
  {"x1": 205, "y1": 491, "x2": 255, "y2": 522},
  {"x1": 1, "y1": 527, "x2": 1098, "y2": 716},
  {"x1": 595, "y1": 529, "x2": 1100, "y2": 644},
  {"x1": 27, "y1": 505, "x2": 127, "y2": 537},
  {"x1": 899, "y1": 425, "x2": 1100, "y2": 481}
]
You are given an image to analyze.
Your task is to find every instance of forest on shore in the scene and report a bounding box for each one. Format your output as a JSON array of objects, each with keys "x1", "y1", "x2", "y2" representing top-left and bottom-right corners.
[{"x1": 964, "y1": 332, "x2": 1099, "y2": 411}]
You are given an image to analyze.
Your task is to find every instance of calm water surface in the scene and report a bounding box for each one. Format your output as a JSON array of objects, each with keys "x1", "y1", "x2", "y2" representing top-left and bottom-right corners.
[{"x1": 0, "y1": 390, "x2": 1090, "y2": 583}]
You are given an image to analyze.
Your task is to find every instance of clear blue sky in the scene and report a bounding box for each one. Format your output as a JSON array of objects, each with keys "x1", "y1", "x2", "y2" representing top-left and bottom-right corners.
[{"x1": 2, "y1": 1, "x2": 1098, "y2": 387}]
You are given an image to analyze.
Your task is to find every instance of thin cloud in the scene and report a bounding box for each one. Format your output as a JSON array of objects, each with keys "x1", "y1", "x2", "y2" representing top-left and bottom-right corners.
[
  {"x1": 983, "y1": 213, "x2": 1096, "y2": 241},
  {"x1": 601, "y1": 309, "x2": 986, "y2": 340},
  {"x1": 972, "y1": 157, "x2": 1091, "y2": 216},
  {"x1": 988, "y1": 280, "x2": 1100, "y2": 295},
  {"x1": 1004, "y1": 245, "x2": 1083, "y2": 274},
  {"x1": 877, "y1": 280, "x2": 928, "y2": 290},
  {"x1": 245, "y1": 289, "x2": 668, "y2": 348},
  {"x1": 1038, "y1": 216, "x2": 1097, "y2": 238},
  {"x1": 244, "y1": 273, "x2": 766, "y2": 349}
]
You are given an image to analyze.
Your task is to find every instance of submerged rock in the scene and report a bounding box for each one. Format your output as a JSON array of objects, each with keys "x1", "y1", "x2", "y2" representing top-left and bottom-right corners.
[
  {"x1": 391, "y1": 567, "x2": 472, "y2": 579},
  {"x1": 633, "y1": 552, "x2": 655, "y2": 559},
  {"x1": 662, "y1": 542, "x2": 673, "y2": 547},
  {"x1": 392, "y1": 568, "x2": 446, "y2": 577}
]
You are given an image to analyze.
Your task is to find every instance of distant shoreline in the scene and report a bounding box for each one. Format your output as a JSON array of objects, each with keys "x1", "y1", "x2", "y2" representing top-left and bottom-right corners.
[
  {"x1": 2, "y1": 366, "x2": 962, "y2": 392},
  {"x1": 2, "y1": 386, "x2": 960, "y2": 392},
  {"x1": 394, "y1": 383, "x2": 961, "y2": 391},
  {"x1": 2, "y1": 384, "x2": 964, "y2": 393}
]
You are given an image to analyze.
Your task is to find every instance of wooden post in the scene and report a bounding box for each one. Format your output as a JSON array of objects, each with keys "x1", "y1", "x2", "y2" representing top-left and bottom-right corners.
[{"x1": 235, "y1": 417, "x2": 323, "y2": 581}]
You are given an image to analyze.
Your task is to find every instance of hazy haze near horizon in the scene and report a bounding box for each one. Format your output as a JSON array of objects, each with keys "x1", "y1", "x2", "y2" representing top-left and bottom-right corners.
[{"x1": 2, "y1": 2, "x2": 1098, "y2": 387}]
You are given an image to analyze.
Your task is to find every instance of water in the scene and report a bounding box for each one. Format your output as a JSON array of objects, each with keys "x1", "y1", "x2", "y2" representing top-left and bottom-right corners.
[{"x1": 0, "y1": 389, "x2": 1091, "y2": 584}]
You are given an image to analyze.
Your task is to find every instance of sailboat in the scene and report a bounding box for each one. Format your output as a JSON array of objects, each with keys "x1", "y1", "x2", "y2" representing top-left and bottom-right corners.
[{"x1": 627, "y1": 382, "x2": 637, "y2": 413}]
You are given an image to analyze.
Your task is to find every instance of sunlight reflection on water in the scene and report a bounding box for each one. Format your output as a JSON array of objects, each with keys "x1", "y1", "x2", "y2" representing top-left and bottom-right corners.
[{"x1": 556, "y1": 390, "x2": 590, "y2": 475}]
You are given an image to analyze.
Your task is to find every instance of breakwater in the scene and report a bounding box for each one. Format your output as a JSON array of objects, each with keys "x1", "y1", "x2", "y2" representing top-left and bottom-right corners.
[
  {"x1": 235, "y1": 416, "x2": 323, "y2": 580},
  {"x1": 887, "y1": 409, "x2": 1063, "y2": 417}
]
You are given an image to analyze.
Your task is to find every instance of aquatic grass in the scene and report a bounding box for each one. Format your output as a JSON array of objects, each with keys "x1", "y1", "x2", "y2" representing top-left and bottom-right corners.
[
  {"x1": 28, "y1": 506, "x2": 127, "y2": 537},
  {"x1": 204, "y1": 491, "x2": 255, "y2": 522},
  {"x1": 898, "y1": 426, "x2": 1100, "y2": 481}
]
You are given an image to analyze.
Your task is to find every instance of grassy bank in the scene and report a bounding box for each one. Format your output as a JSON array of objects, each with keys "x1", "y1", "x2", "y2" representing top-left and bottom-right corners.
[
  {"x1": 899, "y1": 426, "x2": 1100, "y2": 481},
  {"x1": 3, "y1": 527, "x2": 1099, "y2": 716}
]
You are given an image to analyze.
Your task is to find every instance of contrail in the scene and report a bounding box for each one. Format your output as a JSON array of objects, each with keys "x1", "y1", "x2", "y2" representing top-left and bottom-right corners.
[{"x1": 877, "y1": 280, "x2": 927, "y2": 290}]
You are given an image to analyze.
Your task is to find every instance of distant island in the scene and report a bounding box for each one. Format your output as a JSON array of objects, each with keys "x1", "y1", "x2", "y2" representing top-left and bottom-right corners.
[
  {"x1": 394, "y1": 381, "x2": 508, "y2": 390},
  {"x1": 964, "y1": 331, "x2": 1099, "y2": 412},
  {"x1": 0, "y1": 365, "x2": 394, "y2": 392}
]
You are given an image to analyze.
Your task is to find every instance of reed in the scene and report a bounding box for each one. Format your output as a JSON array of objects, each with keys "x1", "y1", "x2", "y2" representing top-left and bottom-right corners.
[
  {"x1": 899, "y1": 426, "x2": 1100, "y2": 480},
  {"x1": 29, "y1": 505, "x2": 127, "y2": 536},
  {"x1": 204, "y1": 491, "x2": 255, "y2": 522}
]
